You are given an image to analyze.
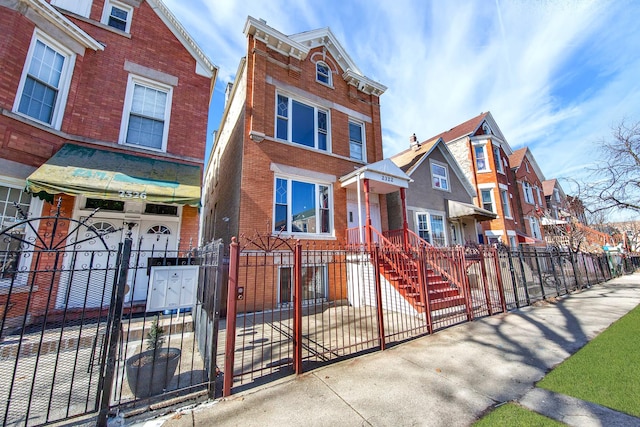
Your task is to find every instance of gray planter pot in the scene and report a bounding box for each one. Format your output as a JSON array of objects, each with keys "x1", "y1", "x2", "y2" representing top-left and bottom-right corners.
[{"x1": 126, "y1": 348, "x2": 181, "y2": 398}]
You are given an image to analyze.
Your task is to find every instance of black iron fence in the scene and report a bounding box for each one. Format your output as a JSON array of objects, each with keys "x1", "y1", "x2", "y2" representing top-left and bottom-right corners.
[
  {"x1": 2, "y1": 209, "x2": 638, "y2": 424},
  {"x1": 0, "y1": 208, "x2": 223, "y2": 426}
]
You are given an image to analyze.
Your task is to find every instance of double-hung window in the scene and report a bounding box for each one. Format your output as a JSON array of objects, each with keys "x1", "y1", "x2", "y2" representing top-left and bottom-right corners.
[
  {"x1": 276, "y1": 94, "x2": 329, "y2": 151},
  {"x1": 15, "y1": 31, "x2": 74, "y2": 129},
  {"x1": 474, "y1": 144, "x2": 489, "y2": 172},
  {"x1": 416, "y1": 212, "x2": 446, "y2": 247},
  {"x1": 481, "y1": 189, "x2": 495, "y2": 212},
  {"x1": 349, "y1": 120, "x2": 365, "y2": 161},
  {"x1": 530, "y1": 217, "x2": 542, "y2": 239},
  {"x1": 316, "y1": 62, "x2": 331, "y2": 85},
  {"x1": 102, "y1": 0, "x2": 134, "y2": 32},
  {"x1": 523, "y1": 182, "x2": 535, "y2": 204},
  {"x1": 120, "y1": 75, "x2": 172, "y2": 151},
  {"x1": 274, "y1": 177, "x2": 332, "y2": 235},
  {"x1": 493, "y1": 145, "x2": 504, "y2": 173},
  {"x1": 500, "y1": 189, "x2": 511, "y2": 218},
  {"x1": 431, "y1": 161, "x2": 449, "y2": 191}
]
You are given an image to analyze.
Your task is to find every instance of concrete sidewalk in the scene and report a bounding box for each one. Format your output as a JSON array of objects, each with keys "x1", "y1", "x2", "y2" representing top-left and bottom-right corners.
[{"x1": 138, "y1": 273, "x2": 640, "y2": 427}]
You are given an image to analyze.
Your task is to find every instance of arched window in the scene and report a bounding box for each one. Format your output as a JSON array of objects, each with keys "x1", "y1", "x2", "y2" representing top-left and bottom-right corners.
[
  {"x1": 147, "y1": 225, "x2": 171, "y2": 235},
  {"x1": 316, "y1": 62, "x2": 331, "y2": 85}
]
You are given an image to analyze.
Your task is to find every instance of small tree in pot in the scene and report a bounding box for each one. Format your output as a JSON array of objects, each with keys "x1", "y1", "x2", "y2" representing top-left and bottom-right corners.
[{"x1": 126, "y1": 316, "x2": 181, "y2": 398}]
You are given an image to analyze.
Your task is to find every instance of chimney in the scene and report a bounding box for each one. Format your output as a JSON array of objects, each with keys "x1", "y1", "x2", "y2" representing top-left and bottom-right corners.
[
  {"x1": 224, "y1": 82, "x2": 233, "y2": 106},
  {"x1": 410, "y1": 133, "x2": 421, "y2": 151}
]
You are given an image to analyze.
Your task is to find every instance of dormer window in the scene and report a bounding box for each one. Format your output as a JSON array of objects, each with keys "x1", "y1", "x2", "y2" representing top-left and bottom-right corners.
[
  {"x1": 482, "y1": 123, "x2": 493, "y2": 135},
  {"x1": 316, "y1": 62, "x2": 331, "y2": 86},
  {"x1": 102, "y1": 0, "x2": 133, "y2": 33}
]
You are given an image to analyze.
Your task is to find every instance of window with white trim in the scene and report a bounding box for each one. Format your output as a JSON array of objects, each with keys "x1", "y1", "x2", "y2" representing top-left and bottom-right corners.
[
  {"x1": 274, "y1": 177, "x2": 332, "y2": 235},
  {"x1": 500, "y1": 189, "x2": 511, "y2": 218},
  {"x1": 316, "y1": 61, "x2": 331, "y2": 85},
  {"x1": 349, "y1": 120, "x2": 365, "y2": 161},
  {"x1": 276, "y1": 94, "x2": 329, "y2": 152},
  {"x1": 14, "y1": 31, "x2": 75, "y2": 129},
  {"x1": 474, "y1": 144, "x2": 489, "y2": 172},
  {"x1": 102, "y1": 0, "x2": 134, "y2": 32},
  {"x1": 493, "y1": 145, "x2": 504, "y2": 173},
  {"x1": 481, "y1": 189, "x2": 495, "y2": 213},
  {"x1": 553, "y1": 188, "x2": 561, "y2": 203},
  {"x1": 279, "y1": 265, "x2": 327, "y2": 306},
  {"x1": 430, "y1": 160, "x2": 449, "y2": 191},
  {"x1": 416, "y1": 212, "x2": 447, "y2": 247},
  {"x1": 0, "y1": 183, "x2": 38, "y2": 284},
  {"x1": 523, "y1": 181, "x2": 535, "y2": 204},
  {"x1": 535, "y1": 186, "x2": 542, "y2": 205},
  {"x1": 120, "y1": 75, "x2": 172, "y2": 152},
  {"x1": 529, "y1": 217, "x2": 542, "y2": 239}
]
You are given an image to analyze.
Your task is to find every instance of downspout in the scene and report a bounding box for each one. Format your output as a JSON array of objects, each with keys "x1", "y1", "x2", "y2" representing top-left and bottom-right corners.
[{"x1": 357, "y1": 172, "x2": 363, "y2": 244}]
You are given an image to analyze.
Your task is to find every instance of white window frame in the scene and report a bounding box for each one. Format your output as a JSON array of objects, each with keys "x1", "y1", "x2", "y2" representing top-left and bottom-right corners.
[
  {"x1": 315, "y1": 61, "x2": 332, "y2": 86},
  {"x1": 553, "y1": 188, "x2": 561, "y2": 203},
  {"x1": 273, "y1": 175, "x2": 333, "y2": 237},
  {"x1": 119, "y1": 74, "x2": 173, "y2": 153},
  {"x1": 535, "y1": 186, "x2": 542, "y2": 206},
  {"x1": 348, "y1": 119, "x2": 366, "y2": 162},
  {"x1": 529, "y1": 216, "x2": 542, "y2": 239},
  {"x1": 51, "y1": 0, "x2": 93, "y2": 17},
  {"x1": 479, "y1": 186, "x2": 496, "y2": 213},
  {"x1": 0, "y1": 179, "x2": 43, "y2": 288},
  {"x1": 275, "y1": 92, "x2": 331, "y2": 152},
  {"x1": 415, "y1": 210, "x2": 447, "y2": 247},
  {"x1": 523, "y1": 181, "x2": 535, "y2": 204},
  {"x1": 430, "y1": 160, "x2": 450, "y2": 191},
  {"x1": 493, "y1": 145, "x2": 504, "y2": 174},
  {"x1": 474, "y1": 143, "x2": 490, "y2": 172},
  {"x1": 500, "y1": 188, "x2": 512, "y2": 218},
  {"x1": 101, "y1": 0, "x2": 134, "y2": 33},
  {"x1": 13, "y1": 29, "x2": 76, "y2": 130}
]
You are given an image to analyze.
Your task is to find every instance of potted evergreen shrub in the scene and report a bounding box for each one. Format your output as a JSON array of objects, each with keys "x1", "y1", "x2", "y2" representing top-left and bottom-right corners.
[{"x1": 126, "y1": 316, "x2": 181, "y2": 398}]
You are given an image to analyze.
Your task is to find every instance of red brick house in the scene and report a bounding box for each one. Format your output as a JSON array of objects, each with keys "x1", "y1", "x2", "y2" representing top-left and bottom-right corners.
[
  {"x1": 509, "y1": 147, "x2": 546, "y2": 245},
  {"x1": 434, "y1": 112, "x2": 520, "y2": 246},
  {"x1": 202, "y1": 17, "x2": 411, "y2": 311},
  {"x1": 0, "y1": 0, "x2": 217, "y2": 310}
]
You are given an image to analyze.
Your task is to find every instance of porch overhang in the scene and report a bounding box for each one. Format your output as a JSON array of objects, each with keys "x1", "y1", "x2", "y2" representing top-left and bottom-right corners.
[
  {"x1": 540, "y1": 217, "x2": 568, "y2": 226},
  {"x1": 340, "y1": 159, "x2": 411, "y2": 194},
  {"x1": 516, "y1": 231, "x2": 538, "y2": 244},
  {"x1": 447, "y1": 200, "x2": 497, "y2": 221},
  {"x1": 25, "y1": 144, "x2": 202, "y2": 206}
]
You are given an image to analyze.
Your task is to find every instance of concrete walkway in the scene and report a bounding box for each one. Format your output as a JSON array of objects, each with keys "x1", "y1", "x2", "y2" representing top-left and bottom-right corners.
[{"x1": 133, "y1": 273, "x2": 640, "y2": 427}]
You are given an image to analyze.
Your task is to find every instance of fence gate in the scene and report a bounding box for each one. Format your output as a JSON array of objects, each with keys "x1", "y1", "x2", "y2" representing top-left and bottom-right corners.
[{"x1": 0, "y1": 206, "x2": 128, "y2": 426}]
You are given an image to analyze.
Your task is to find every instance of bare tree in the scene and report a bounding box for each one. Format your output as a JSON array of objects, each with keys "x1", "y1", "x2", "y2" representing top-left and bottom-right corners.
[{"x1": 585, "y1": 120, "x2": 640, "y2": 214}]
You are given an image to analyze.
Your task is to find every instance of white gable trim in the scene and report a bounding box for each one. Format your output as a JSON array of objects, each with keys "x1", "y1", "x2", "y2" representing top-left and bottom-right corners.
[{"x1": 147, "y1": 0, "x2": 218, "y2": 79}]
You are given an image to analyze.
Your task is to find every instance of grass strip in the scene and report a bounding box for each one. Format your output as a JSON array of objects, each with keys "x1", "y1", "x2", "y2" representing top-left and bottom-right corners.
[
  {"x1": 473, "y1": 402, "x2": 565, "y2": 426},
  {"x1": 537, "y1": 303, "x2": 640, "y2": 417}
]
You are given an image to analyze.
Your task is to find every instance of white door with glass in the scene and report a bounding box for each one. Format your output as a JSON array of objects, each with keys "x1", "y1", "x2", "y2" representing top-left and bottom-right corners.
[{"x1": 347, "y1": 201, "x2": 381, "y2": 242}]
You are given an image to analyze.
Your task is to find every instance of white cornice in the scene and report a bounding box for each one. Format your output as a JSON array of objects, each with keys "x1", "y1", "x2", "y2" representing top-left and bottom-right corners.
[
  {"x1": 244, "y1": 16, "x2": 309, "y2": 60},
  {"x1": 147, "y1": 0, "x2": 218, "y2": 80},
  {"x1": 23, "y1": 0, "x2": 103, "y2": 51},
  {"x1": 244, "y1": 16, "x2": 386, "y2": 96},
  {"x1": 290, "y1": 27, "x2": 361, "y2": 75}
]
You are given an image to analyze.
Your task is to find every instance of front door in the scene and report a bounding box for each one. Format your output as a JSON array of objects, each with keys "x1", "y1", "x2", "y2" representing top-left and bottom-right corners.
[{"x1": 347, "y1": 200, "x2": 381, "y2": 243}]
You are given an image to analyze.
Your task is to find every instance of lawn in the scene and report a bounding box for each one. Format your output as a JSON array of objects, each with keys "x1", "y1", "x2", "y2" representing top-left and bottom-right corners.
[
  {"x1": 537, "y1": 303, "x2": 640, "y2": 417},
  {"x1": 473, "y1": 403, "x2": 564, "y2": 426}
]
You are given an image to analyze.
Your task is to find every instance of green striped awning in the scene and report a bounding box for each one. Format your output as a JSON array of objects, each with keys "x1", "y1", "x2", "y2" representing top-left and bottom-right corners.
[{"x1": 26, "y1": 144, "x2": 202, "y2": 206}]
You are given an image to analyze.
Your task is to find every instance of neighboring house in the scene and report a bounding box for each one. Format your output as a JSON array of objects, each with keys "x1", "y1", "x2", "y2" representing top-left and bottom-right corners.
[
  {"x1": 201, "y1": 17, "x2": 412, "y2": 312},
  {"x1": 542, "y1": 178, "x2": 569, "y2": 222},
  {"x1": 202, "y1": 17, "x2": 410, "y2": 247},
  {"x1": 387, "y1": 135, "x2": 496, "y2": 247},
  {"x1": 433, "y1": 112, "x2": 519, "y2": 246},
  {"x1": 508, "y1": 147, "x2": 546, "y2": 245},
  {"x1": 0, "y1": 0, "x2": 217, "y2": 309}
]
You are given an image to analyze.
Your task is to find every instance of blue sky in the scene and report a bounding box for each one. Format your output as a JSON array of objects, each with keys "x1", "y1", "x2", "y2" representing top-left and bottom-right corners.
[{"x1": 164, "y1": 0, "x2": 640, "y2": 220}]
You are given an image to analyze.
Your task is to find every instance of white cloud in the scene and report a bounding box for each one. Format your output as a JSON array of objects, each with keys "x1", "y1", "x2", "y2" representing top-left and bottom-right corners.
[{"x1": 163, "y1": 0, "x2": 640, "y2": 206}]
